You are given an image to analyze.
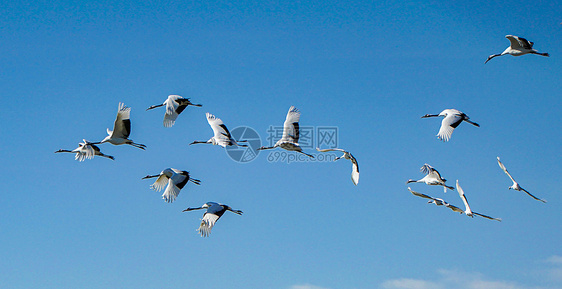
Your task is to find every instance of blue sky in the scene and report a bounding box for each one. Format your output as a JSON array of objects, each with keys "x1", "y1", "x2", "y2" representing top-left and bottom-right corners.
[{"x1": 1, "y1": 1, "x2": 561, "y2": 288}]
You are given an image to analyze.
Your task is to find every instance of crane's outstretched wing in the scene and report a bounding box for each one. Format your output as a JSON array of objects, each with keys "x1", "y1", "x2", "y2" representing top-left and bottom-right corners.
[
  {"x1": 444, "y1": 203, "x2": 465, "y2": 214},
  {"x1": 437, "y1": 113, "x2": 462, "y2": 141},
  {"x1": 420, "y1": 163, "x2": 434, "y2": 175},
  {"x1": 110, "y1": 102, "x2": 132, "y2": 138},
  {"x1": 206, "y1": 112, "x2": 232, "y2": 147},
  {"x1": 408, "y1": 187, "x2": 436, "y2": 200},
  {"x1": 350, "y1": 155, "x2": 359, "y2": 185},
  {"x1": 163, "y1": 95, "x2": 182, "y2": 127},
  {"x1": 473, "y1": 212, "x2": 502, "y2": 222},
  {"x1": 508, "y1": 35, "x2": 533, "y2": 50},
  {"x1": 150, "y1": 174, "x2": 170, "y2": 192},
  {"x1": 520, "y1": 187, "x2": 547, "y2": 203},
  {"x1": 197, "y1": 203, "x2": 226, "y2": 237},
  {"x1": 497, "y1": 157, "x2": 516, "y2": 183},
  {"x1": 282, "y1": 106, "x2": 301, "y2": 143},
  {"x1": 162, "y1": 173, "x2": 187, "y2": 203},
  {"x1": 456, "y1": 180, "x2": 473, "y2": 216},
  {"x1": 420, "y1": 164, "x2": 445, "y2": 180},
  {"x1": 506, "y1": 35, "x2": 524, "y2": 50},
  {"x1": 73, "y1": 141, "x2": 96, "y2": 161}
]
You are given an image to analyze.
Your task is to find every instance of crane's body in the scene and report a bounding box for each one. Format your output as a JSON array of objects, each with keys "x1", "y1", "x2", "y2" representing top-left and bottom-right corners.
[
  {"x1": 422, "y1": 109, "x2": 479, "y2": 142},
  {"x1": 190, "y1": 113, "x2": 247, "y2": 148},
  {"x1": 55, "y1": 140, "x2": 114, "y2": 161},
  {"x1": 183, "y1": 202, "x2": 243, "y2": 237},
  {"x1": 142, "y1": 168, "x2": 201, "y2": 203},
  {"x1": 407, "y1": 164, "x2": 454, "y2": 192},
  {"x1": 146, "y1": 95, "x2": 202, "y2": 127},
  {"x1": 94, "y1": 103, "x2": 146, "y2": 149},
  {"x1": 258, "y1": 106, "x2": 314, "y2": 158}
]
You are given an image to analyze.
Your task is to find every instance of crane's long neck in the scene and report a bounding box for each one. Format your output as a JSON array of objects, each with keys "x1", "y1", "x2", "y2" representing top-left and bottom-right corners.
[
  {"x1": 146, "y1": 103, "x2": 164, "y2": 110},
  {"x1": 55, "y1": 149, "x2": 73, "y2": 153},
  {"x1": 485, "y1": 53, "x2": 503, "y2": 64},
  {"x1": 190, "y1": 140, "x2": 212, "y2": 145},
  {"x1": 142, "y1": 174, "x2": 160, "y2": 179},
  {"x1": 406, "y1": 179, "x2": 421, "y2": 184}
]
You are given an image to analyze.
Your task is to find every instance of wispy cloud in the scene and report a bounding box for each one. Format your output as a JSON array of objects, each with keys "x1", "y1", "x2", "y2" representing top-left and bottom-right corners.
[
  {"x1": 544, "y1": 255, "x2": 562, "y2": 282},
  {"x1": 380, "y1": 278, "x2": 442, "y2": 289},
  {"x1": 379, "y1": 269, "x2": 543, "y2": 289},
  {"x1": 292, "y1": 260, "x2": 562, "y2": 289},
  {"x1": 290, "y1": 284, "x2": 331, "y2": 289},
  {"x1": 546, "y1": 255, "x2": 562, "y2": 265}
]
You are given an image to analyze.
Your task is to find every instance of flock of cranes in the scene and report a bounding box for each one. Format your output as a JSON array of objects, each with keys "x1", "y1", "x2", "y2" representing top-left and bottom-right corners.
[
  {"x1": 56, "y1": 35, "x2": 549, "y2": 235},
  {"x1": 406, "y1": 156, "x2": 547, "y2": 222},
  {"x1": 404, "y1": 35, "x2": 549, "y2": 221}
]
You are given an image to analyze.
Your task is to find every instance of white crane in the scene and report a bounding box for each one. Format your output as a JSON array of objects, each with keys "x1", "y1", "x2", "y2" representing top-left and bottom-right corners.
[
  {"x1": 55, "y1": 139, "x2": 114, "y2": 161},
  {"x1": 485, "y1": 35, "x2": 549, "y2": 64},
  {"x1": 421, "y1": 109, "x2": 479, "y2": 142},
  {"x1": 257, "y1": 106, "x2": 314, "y2": 158},
  {"x1": 93, "y1": 103, "x2": 146, "y2": 149},
  {"x1": 190, "y1": 113, "x2": 247, "y2": 147},
  {"x1": 146, "y1": 95, "x2": 202, "y2": 127},
  {"x1": 183, "y1": 202, "x2": 243, "y2": 237},
  {"x1": 142, "y1": 168, "x2": 201, "y2": 203},
  {"x1": 497, "y1": 157, "x2": 546, "y2": 203},
  {"x1": 316, "y1": 148, "x2": 359, "y2": 185},
  {"x1": 406, "y1": 164, "x2": 454, "y2": 192}
]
